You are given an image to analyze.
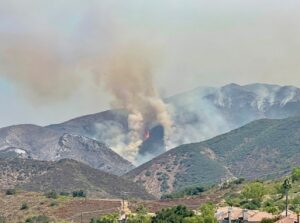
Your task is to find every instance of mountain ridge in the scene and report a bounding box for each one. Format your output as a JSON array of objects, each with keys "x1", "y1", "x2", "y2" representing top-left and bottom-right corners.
[
  {"x1": 0, "y1": 124, "x2": 134, "y2": 175},
  {"x1": 127, "y1": 115, "x2": 300, "y2": 198},
  {"x1": 1, "y1": 83, "x2": 300, "y2": 171},
  {"x1": 0, "y1": 157, "x2": 153, "y2": 199}
]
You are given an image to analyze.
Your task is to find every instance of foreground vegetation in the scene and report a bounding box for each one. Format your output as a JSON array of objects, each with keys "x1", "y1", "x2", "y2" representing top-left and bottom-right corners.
[
  {"x1": 223, "y1": 167, "x2": 300, "y2": 214},
  {"x1": 91, "y1": 203, "x2": 217, "y2": 223}
]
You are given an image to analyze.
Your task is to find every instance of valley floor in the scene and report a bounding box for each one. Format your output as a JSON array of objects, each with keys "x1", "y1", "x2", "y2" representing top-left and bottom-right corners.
[{"x1": 0, "y1": 188, "x2": 225, "y2": 223}]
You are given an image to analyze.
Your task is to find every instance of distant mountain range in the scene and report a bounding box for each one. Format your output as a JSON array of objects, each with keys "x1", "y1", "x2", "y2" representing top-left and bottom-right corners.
[
  {"x1": 0, "y1": 84, "x2": 300, "y2": 199},
  {"x1": 0, "y1": 124, "x2": 133, "y2": 175},
  {"x1": 0, "y1": 83, "x2": 300, "y2": 181},
  {"x1": 0, "y1": 157, "x2": 153, "y2": 199},
  {"x1": 167, "y1": 83, "x2": 300, "y2": 148},
  {"x1": 47, "y1": 83, "x2": 300, "y2": 162},
  {"x1": 127, "y1": 116, "x2": 300, "y2": 198}
]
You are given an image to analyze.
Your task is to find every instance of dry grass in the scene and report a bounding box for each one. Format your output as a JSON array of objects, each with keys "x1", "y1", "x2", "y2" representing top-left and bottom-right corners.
[
  {"x1": 0, "y1": 190, "x2": 122, "y2": 223},
  {"x1": 0, "y1": 187, "x2": 227, "y2": 222}
]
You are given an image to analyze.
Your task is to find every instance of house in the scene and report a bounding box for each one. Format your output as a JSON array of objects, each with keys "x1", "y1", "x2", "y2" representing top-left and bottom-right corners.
[
  {"x1": 276, "y1": 216, "x2": 298, "y2": 223},
  {"x1": 276, "y1": 211, "x2": 299, "y2": 223},
  {"x1": 216, "y1": 207, "x2": 275, "y2": 223}
]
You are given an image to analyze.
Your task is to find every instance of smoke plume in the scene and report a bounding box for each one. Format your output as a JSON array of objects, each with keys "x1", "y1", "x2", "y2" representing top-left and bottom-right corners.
[
  {"x1": 0, "y1": 29, "x2": 172, "y2": 162},
  {"x1": 0, "y1": 33, "x2": 82, "y2": 103},
  {"x1": 95, "y1": 46, "x2": 173, "y2": 161}
]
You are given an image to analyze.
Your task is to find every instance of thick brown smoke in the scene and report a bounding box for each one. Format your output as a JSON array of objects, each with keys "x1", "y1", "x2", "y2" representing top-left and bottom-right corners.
[
  {"x1": 96, "y1": 46, "x2": 173, "y2": 161},
  {"x1": 0, "y1": 34, "x2": 173, "y2": 162},
  {"x1": 0, "y1": 35, "x2": 81, "y2": 103}
]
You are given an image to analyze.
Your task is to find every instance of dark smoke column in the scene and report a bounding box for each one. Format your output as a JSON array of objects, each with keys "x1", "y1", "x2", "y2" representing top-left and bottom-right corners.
[{"x1": 136, "y1": 125, "x2": 165, "y2": 164}]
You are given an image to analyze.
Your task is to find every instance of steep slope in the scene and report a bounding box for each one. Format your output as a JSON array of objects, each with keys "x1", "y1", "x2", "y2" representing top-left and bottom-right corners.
[
  {"x1": 167, "y1": 83, "x2": 300, "y2": 146},
  {"x1": 0, "y1": 158, "x2": 153, "y2": 199},
  {"x1": 47, "y1": 109, "x2": 129, "y2": 139},
  {"x1": 127, "y1": 116, "x2": 300, "y2": 197},
  {"x1": 46, "y1": 83, "x2": 300, "y2": 163},
  {"x1": 47, "y1": 109, "x2": 168, "y2": 164},
  {"x1": 0, "y1": 125, "x2": 134, "y2": 175}
]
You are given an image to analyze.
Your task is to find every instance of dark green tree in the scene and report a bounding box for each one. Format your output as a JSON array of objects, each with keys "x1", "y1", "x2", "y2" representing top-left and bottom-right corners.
[
  {"x1": 90, "y1": 213, "x2": 119, "y2": 223},
  {"x1": 242, "y1": 182, "x2": 265, "y2": 201},
  {"x1": 152, "y1": 205, "x2": 194, "y2": 223},
  {"x1": 292, "y1": 167, "x2": 300, "y2": 182}
]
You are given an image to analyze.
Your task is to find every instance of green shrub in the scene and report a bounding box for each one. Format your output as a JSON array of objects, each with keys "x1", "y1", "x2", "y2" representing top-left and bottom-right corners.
[
  {"x1": 90, "y1": 213, "x2": 119, "y2": 223},
  {"x1": 241, "y1": 182, "x2": 265, "y2": 201},
  {"x1": 25, "y1": 215, "x2": 50, "y2": 223},
  {"x1": 152, "y1": 205, "x2": 194, "y2": 223},
  {"x1": 161, "y1": 186, "x2": 206, "y2": 199},
  {"x1": 145, "y1": 171, "x2": 151, "y2": 177},
  {"x1": 225, "y1": 197, "x2": 241, "y2": 207},
  {"x1": 45, "y1": 191, "x2": 57, "y2": 199},
  {"x1": 50, "y1": 201, "x2": 58, "y2": 207},
  {"x1": 262, "y1": 200, "x2": 278, "y2": 214},
  {"x1": 72, "y1": 190, "x2": 86, "y2": 198},
  {"x1": 5, "y1": 189, "x2": 16, "y2": 195},
  {"x1": 241, "y1": 199, "x2": 261, "y2": 210},
  {"x1": 261, "y1": 218, "x2": 274, "y2": 223},
  {"x1": 20, "y1": 202, "x2": 29, "y2": 210},
  {"x1": 59, "y1": 192, "x2": 70, "y2": 196},
  {"x1": 292, "y1": 167, "x2": 300, "y2": 182},
  {"x1": 263, "y1": 206, "x2": 278, "y2": 214},
  {"x1": 233, "y1": 178, "x2": 245, "y2": 185},
  {"x1": 0, "y1": 216, "x2": 5, "y2": 223},
  {"x1": 127, "y1": 214, "x2": 152, "y2": 223}
]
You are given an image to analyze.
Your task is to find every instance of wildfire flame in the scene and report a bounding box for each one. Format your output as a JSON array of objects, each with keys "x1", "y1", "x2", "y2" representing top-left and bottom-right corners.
[{"x1": 144, "y1": 130, "x2": 150, "y2": 140}]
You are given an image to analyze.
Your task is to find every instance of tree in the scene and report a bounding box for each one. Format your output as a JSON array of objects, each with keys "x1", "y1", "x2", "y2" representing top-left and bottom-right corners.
[
  {"x1": 183, "y1": 203, "x2": 217, "y2": 223},
  {"x1": 292, "y1": 167, "x2": 300, "y2": 182},
  {"x1": 199, "y1": 203, "x2": 215, "y2": 217},
  {"x1": 127, "y1": 214, "x2": 152, "y2": 223},
  {"x1": 262, "y1": 200, "x2": 278, "y2": 214},
  {"x1": 291, "y1": 195, "x2": 300, "y2": 221},
  {"x1": 72, "y1": 190, "x2": 86, "y2": 198},
  {"x1": 90, "y1": 213, "x2": 119, "y2": 223},
  {"x1": 44, "y1": 191, "x2": 57, "y2": 199},
  {"x1": 200, "y1": 203, "x2": 217, "y2": 223},
  {"x1": 273, "y1": 182, "x2": 286, "y2": 198},
  {"x1": 242, "y1": 182, "x2": 265, "y2": 201},
  {"x1": 152, "y1": 205, "x2": 194, "y2": 223},
  {"x1": 135, "y1": 205, "x2": 148, "y2": 215},
  {"x1": 183, "y1": 216, "x2": 203, "y2": 223},
  {"x1": 127, "y1": 205, "x2": 151, "y2": 223}
]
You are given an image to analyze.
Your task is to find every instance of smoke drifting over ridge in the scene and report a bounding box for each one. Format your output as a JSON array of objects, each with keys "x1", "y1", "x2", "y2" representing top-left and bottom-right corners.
[{"x1": 0, "y1": 25, "x2": 172, "y2": 162}]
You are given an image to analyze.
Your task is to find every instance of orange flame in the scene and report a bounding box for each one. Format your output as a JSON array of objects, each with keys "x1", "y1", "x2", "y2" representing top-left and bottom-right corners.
[{"x1": 144, "y1": 130, "x2": 150, "y2": 140}]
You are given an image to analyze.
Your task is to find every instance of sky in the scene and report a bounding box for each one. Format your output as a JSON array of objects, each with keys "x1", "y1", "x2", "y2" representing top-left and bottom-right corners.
[{"x1": 0, "y1": 0, "x2": 300, "y2": 127}]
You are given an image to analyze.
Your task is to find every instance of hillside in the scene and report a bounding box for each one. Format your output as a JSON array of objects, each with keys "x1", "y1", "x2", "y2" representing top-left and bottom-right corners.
[
  {"x1": 127, "y1": 116, "x2": 300, "y2": 197},
  {"x1": 47, "y1": 84, "x2": 300, "y2": 163},
  {"x1": 0, "y1": 124, "x2": 133, "y2": 175},
  {"x1": 0, "y1": 191, "x2": 123, "y2": 223},
  {"x1": 47, "y1": 109, "x2": 167, "y2": 164},
  {"x1": 0, "y1": 158, "x2": 153, "y2": 200},
  {"x1": 1, "y1": 83, "x2": 299, "y2": 168},
  {"x1": 167, "y1": 83, "x2": 300, "y2": 147}
]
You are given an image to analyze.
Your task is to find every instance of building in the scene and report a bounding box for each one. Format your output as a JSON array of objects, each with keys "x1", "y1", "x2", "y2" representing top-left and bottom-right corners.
[
  {"x1": 276, "y1": 211, "x2": 299, "y2": 223},
  {"x1": 216, "y1": 207, "x2": 275, "y2": 223}
]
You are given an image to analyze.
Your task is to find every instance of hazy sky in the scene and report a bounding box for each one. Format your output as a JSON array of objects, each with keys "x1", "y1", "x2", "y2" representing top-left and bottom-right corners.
[{"x1": 0, "y1": 0, "x2": 300, "y2": 127}]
